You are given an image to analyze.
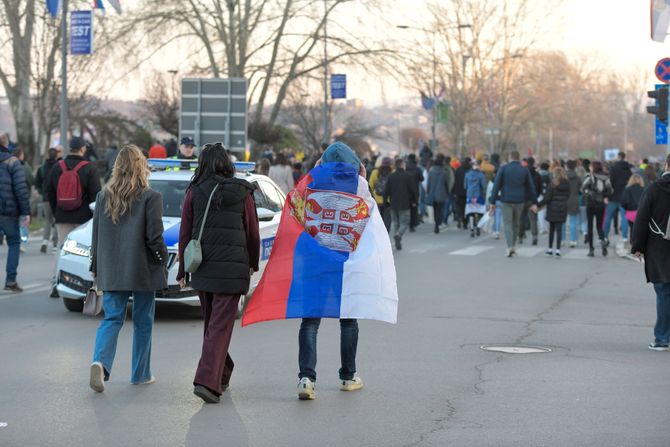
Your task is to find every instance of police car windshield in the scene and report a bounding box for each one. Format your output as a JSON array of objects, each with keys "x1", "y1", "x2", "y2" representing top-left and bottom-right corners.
[{"x1": 150, "y1": 179, "x2": 189, "y2": 217}]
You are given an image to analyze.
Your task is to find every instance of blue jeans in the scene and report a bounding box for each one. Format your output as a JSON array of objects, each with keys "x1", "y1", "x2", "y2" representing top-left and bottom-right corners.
[
  {"x1": 494, "y1": 200, "x2": 502, "y2": 233},
  {"x1": 579, "y1": 206, "x2": 588, "y2": 235},
  {"x1": 419, "y1": 185, "x2": 427, "y2": 217},
  {"x1": 299, "y1": 318, "x2": 358, "y2": 381},
  {"x1": 568, "y1": 213, "x2": 580, "y2": 243},
  {"x1": 442, "y1": 194, "x2": 453, "y2": 226},
  {"x1": 0, "y1": 216, "x2": 20, "y2": 284},
  {"x1": 92, "y1": 291, "x2": 155, "y2": 383},
  {"x1": 653, "y1": 283, "x2": 670, "y2": 344},
  {"x1": 604, "y1": 201, "x2": 628, "y2": 240}
]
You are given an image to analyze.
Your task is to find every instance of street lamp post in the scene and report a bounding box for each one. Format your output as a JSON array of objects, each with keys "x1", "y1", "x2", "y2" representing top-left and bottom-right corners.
[
  {"x1": 60, "y1": 0, "x2": 69, "y2": 149},
  {"x1": 322, "y1": 0, "x2": 330, "y2": 145}
]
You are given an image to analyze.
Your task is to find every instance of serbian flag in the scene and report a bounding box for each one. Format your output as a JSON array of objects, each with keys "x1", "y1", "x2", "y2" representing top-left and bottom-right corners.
[{"x1": 242, "y1": 162, "x2": 398, "y2": 326}]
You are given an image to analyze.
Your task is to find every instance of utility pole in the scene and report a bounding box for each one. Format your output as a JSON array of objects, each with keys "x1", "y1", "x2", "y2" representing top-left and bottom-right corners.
[
  {"x1": 60, "y1": 0, "x2": 69, "y2": 149},
  {"x1": 322, "y1": 0, "x2": 330, "y2": 144}
]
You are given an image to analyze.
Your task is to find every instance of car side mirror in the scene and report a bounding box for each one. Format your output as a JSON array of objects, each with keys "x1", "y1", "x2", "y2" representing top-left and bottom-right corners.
[{"x1": 257, "y1": 207, "x2": 276, "y2": 222}]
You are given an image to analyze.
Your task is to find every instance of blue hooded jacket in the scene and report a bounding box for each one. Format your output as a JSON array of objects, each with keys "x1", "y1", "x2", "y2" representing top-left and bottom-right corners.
[{"x1": 0, "y1": 148, "x2": 30, "y2": 217}]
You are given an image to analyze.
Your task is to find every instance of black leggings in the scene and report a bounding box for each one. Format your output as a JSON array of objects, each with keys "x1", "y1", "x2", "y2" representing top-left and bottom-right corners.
[
  {"x1": 586, "y1": 204, "x2": 606, "y2": 249},
  {"x1": 549, "y1": 222, "x2": 564, "y2": 250},
  {"x1": 433, "y1": 202, "x2": 445, "y2": 230}
]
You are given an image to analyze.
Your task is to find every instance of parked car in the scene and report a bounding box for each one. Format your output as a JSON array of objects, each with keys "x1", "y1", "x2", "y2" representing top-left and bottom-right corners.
[{"x1": 55, "y1": 160, "x2": 285, "y2": 315}]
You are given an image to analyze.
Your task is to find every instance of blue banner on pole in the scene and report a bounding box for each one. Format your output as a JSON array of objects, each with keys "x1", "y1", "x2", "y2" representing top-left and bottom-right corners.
[
  {"x1": 70, "y1": 11, "x2": 92, "y2": 55},
  {"x1": 331, "y1": 74, "x2": 346, "y2": 99},
  {"x1": 656, "y1": 84, "x2": 668, "y2": 145}
]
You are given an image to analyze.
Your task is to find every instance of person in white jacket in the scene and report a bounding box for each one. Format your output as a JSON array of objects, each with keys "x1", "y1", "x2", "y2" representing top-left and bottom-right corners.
[{"x1": 269, "y1": 153, "x2": 295, "y2": 194}]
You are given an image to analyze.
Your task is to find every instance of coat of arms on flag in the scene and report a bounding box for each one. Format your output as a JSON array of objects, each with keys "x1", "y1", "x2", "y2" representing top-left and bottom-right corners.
[{"x1": 242, "y1": 162, "x2": 398, "y2": 326}]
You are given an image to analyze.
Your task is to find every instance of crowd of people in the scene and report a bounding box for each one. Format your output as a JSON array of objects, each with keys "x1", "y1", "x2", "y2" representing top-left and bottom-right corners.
[{"x1": 364, "y1": 147, "x2": 666, "y2": 259}]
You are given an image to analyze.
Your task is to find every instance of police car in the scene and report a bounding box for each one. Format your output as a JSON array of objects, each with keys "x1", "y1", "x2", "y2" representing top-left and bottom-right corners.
[{"x1": 55, "y1": 159, "x2": 284, "y2": 315}]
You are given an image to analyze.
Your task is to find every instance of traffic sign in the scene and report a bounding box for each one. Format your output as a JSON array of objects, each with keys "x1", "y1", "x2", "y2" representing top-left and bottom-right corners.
[
  {"x1": 331, "y1": 74, "x2": 346, "y2": 99},
  {"x1": 70, "y1": 11, "x2": 93, "y2": 55},
  {"x1": 655, "y1": 58, "x2": 670, "y2": 84}
]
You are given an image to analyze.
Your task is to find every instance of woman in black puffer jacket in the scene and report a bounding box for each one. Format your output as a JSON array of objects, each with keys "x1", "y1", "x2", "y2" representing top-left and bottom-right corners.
[{"x1": 539, "y1": 167, "x2": 571, "y2": 256}]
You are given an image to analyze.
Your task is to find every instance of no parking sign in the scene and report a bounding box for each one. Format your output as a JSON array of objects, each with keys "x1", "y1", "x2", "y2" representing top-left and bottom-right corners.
[{"x1": 655, "y1": 58, "x2": 670, "y2": 84}]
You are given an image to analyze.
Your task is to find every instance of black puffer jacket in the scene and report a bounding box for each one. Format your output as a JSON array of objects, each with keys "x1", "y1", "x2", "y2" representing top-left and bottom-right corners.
[
  {"x1": 631, "y1": 173, "x2": 670, "y2": 283},
  {"x1": 540, "y1": 178, "x2": 570, "y2": 223},
  {"x1": 190, "y1": 177, "x2": 255, "y2": 294},
  {"x1": 0, "y1": 148, "x2": 30, "y2": 217}
]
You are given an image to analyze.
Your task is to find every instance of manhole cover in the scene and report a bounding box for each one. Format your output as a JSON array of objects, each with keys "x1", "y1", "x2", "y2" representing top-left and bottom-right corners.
[{"x1": 480, "y1": 345, "x2": 552, "y2": 354}]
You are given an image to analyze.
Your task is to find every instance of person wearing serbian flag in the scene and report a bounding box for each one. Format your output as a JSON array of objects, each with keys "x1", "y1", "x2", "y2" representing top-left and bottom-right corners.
[{"x1": 242, "y1": 142, "x2": 398, "y2": 400}]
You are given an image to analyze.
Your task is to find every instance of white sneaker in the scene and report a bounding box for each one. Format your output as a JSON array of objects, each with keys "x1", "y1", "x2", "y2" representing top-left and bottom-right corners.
[
  {"x1": 494, "y1": 232, "x2": 500, "y2": 240},
  {"x1": 298, "y1": 377, "x2": 316, "y2": 400},
  {"x1": 90, "y1": 362, "x2": 105, "y2": 393},
  {"x1": 340, "y1": 375, "x2": 364, "y2": 392},
  {"x1": 569, "y1": 241, "x2": 577, "y2": 248},
  {"x1": 545, "y1": 249, "x2": 553, "y2": 256}
]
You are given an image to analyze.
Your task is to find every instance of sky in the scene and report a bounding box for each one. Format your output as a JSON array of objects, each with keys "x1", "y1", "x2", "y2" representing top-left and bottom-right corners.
[{"x1": 107, "y1": 0, "x2": 670, "y2": 103}]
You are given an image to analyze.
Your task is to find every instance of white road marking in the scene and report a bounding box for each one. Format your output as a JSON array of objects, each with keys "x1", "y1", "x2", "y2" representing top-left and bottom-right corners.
[
  {"x1": 0, "y1": 284, "x2": 52, "y2": 299},
  {"x1": 449, "y1": 245, "x2": 494, "y2": 256},
  {"x1": 0, "y1": 422, "x2": 7, "y2": 428},
  {"x1": 562, "y1": 249, "x2": 590, "y2": 260},
  {"x1": 515, "y1": 247, "x2": 545, "y2": 258}
]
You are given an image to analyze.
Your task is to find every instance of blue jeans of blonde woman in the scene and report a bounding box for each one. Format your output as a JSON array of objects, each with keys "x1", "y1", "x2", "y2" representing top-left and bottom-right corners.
[{"x1": 92, "y1": 291, "x2": 155, "y2": 383}]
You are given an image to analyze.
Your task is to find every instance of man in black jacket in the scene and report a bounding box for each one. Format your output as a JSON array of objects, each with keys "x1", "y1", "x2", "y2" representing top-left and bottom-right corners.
[
  {"x1": 405, "y1": 154, "x2": 424, "y2": 231},
  {"x1": 632, "y1": 154, "x2": 670, "y2": 351},
  {"x1": 605, "y1": 152, "x2": 632, "y2": 242},
  {"x1": 384, "y1": 158, "x2": 417, "y2": 250},
  {"x1": 36, "y1": 146, "x2": 63, "y2": 253},
  {"x1": 0, "y1": 132, "x2": 30, "y2": 292},
  {"x1": 46, "y1": 136, "x2": 101, "y2": 248}
]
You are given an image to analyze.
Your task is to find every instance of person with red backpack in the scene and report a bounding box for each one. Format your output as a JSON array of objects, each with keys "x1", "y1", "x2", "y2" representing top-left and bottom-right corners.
[{"x1": 46, "y1": 136, "x2": 101, "y2": 250}]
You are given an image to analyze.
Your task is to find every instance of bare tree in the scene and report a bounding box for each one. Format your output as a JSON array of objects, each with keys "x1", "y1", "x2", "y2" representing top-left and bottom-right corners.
[
  {"x1": 128, "y1": 0, "x2": 392, "y2": 139},
  {"x1": 141, "y1": 71, "x2": 180, "y2": 137}
]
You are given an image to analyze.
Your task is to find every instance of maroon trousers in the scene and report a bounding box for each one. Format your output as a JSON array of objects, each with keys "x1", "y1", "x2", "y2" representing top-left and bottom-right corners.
[{"x1": 194, "y1": 292, "x2": 240, "y2": 395}]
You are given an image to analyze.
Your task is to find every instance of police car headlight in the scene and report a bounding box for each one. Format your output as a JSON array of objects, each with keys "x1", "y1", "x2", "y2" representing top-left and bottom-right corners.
[{"x1": 62, "y1": 238, "x2": 90, "y2": 257}]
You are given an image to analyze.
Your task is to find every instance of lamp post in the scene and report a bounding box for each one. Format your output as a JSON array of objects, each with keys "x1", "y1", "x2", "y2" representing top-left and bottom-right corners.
[
  {"x1": 60, "y1": 0, "x2": 69, "y2": 149},
  {"x1": 397, "y1": 23, "x2": 471, "y2": 153},
  {"x1": 322, "y1": 0, "x2": 329, "y2": 145}
]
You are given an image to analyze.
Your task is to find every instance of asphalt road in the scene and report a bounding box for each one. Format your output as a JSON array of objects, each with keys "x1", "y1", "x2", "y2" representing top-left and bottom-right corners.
[{"x1": 0, "y1": 226, "x2": 667, "y2": 447}]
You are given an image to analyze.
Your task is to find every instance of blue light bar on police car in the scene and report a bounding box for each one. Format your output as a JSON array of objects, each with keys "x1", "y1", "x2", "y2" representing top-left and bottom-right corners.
[{"x1": 148, "y1": 159, "x2": 256, "y2": 172}]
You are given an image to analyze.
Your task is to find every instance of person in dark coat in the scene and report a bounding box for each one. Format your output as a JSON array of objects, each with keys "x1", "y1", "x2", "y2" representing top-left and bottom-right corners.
[
  {"x1": 177, "y1": 142, "x2": 260, "y2": 404},
  {"x1": 605, "y1": 152, "x2": 632, "y2": 241},
  {"x1": 631, "y1": 155, "x2": 670, "y2": 351},
  {"x1": 519, "y1": 157, "x2": 543, "y2": 245},
  {"x1": 426, "y1": 154, "x2": 450, "y2": 234},
  {"x1": 621, "y1": 174, "x2": 645, "y2": 241},
  {"x1": 35, "y1": 147, "x2": 63, "y2": 253},
  {"x1": 405, "y1": 154, "x2": 424, "y2": 231},
  {"x1": 489, "y1": 151, "x2": 538, "y2": 257},
  {"x1": 46, "y1": 136, "x2": 101, "y2": 248},
  {"x1": 539, "y1": 167, "x2": 570, "y2": 256},
  {"x1": 89, "y1": 144, "x2": 168, "y2": 392},
  {"x1": 384, "y1": 158, "x2": 418, "y2": 250},
  {"x1": 582, "y1": 161, "x2": 613, "y2": 257},
  {"x1": 453, "y1": 158, "x2": 471, "y2": 229},
  {"x1": 0, "y1": 132, "x2": 30, "y2": 292},
  {"x1": 565, "y1": 160, "x2": 582, "y2": 247}
]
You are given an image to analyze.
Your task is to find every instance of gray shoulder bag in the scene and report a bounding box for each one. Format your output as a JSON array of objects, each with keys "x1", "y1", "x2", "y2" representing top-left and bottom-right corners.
[{"x1": 183, "y1": 184, "x2": 219, "y2": 273}]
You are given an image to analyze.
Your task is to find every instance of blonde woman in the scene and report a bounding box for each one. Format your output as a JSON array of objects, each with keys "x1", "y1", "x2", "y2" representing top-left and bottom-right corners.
[{"x1": 89, "y1": 144, "x2": 168, "y2": 392}]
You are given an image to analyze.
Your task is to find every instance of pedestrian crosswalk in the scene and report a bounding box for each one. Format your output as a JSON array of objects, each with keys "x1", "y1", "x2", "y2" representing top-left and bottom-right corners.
[{"x1": 446, "y1": 245, "x2": 595, "y2": 260}]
